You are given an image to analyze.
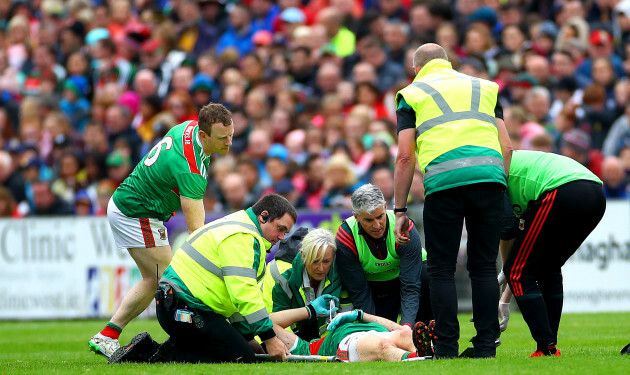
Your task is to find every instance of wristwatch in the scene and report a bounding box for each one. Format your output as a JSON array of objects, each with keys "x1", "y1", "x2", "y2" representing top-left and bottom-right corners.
[{"x1": 393, "y1": 207, "x2": 407, "y2": 213}]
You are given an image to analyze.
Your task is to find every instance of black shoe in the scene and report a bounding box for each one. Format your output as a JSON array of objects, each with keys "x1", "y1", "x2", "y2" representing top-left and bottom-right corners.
[
  {"x1": 108, "y1": 332, "x2": 159, "y2": 364},
  {"x1": 148, "y1": 338, "x2": 175, "y2": 363},
  {"x1": 459, "y1": 347, "x2": 475, "y2": 358},
  {"x1": 621, "y1": 343, "x2": 630, "y2": 355}
]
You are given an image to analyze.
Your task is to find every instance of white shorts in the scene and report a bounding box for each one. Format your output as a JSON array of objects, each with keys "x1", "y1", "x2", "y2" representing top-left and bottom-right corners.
[
  {"x1": 107, "y1": 197, "x2": 170, "y2": 249},
  {"x1": 336, "y1": 330, "x2": 394, "y2": 363}
]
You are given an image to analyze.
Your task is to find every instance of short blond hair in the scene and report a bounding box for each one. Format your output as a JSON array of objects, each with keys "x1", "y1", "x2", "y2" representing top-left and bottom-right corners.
[{"x1": 301, "y1": 228, "x2": 336, "y2": 267}]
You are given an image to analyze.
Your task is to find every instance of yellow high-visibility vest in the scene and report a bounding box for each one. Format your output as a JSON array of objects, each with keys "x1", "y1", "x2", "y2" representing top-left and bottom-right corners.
[
  {"x1": 170, "y1": 209, "x2": 270, "y2": 326},
  {"x1": 395, "y1": 59, "x2": 506, "y2": 196}
]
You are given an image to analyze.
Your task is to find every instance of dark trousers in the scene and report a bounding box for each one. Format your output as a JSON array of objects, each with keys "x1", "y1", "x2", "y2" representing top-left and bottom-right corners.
[
  {"x1": 503, "y1": 180, "x2": 605, "y2": 351},
  {"x1": 368, "y1": 263, "x2": 433, "y2": 324},
  {"x1": 369, "y1": 278, "x2": 401, "y2": 323},
  {"x1": 424, "y1": 183, "x2": 504, "y2": 358},
  {"x1": 155, "y1": 286, "x2": 255, "y2": 363},
  {"x1": 417, "y1": 261, "x2": 434, "y2": 324}
]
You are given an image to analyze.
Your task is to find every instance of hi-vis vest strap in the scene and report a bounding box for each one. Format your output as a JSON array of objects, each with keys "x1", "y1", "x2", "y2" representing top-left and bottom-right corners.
[{"x1": 345, "y1": 211, "x2": 400, "y2": 281}]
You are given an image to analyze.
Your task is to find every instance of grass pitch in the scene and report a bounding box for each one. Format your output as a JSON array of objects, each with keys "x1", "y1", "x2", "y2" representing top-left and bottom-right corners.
[{"x1": 1, "y1": 312, "x2": 628, "y2": 375}]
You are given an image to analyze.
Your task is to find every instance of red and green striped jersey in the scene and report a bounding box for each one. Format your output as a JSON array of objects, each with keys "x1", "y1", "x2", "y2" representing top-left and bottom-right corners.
[{"x1": 112, "y1": 121, "x2": 210, "y2": 222}]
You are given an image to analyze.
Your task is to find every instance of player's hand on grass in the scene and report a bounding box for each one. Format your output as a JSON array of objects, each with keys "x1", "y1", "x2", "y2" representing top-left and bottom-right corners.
[
  {"x1": 498, "y1": 302, "x2": 510, "y2": 332},
  {"x1": 308, "y1": 294, "x2": 339, "y2": 318},
  {"x1": 327, "y1": 309, "x2": 364, "y2": 332},
  {"x1": 264, "y1": 336, "x2": 289, "y2": 361}
]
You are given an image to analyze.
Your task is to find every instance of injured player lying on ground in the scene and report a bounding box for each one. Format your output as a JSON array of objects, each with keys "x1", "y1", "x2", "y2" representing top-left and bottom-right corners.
[
  {"x1": 272, "y1": 307, "x2": 436, "y2": 362},
  {"x1": 108, "y1": 304, "x2": 436, "y2": 363}
]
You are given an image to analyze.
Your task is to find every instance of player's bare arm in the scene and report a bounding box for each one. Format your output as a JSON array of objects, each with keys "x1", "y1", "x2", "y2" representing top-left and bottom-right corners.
[{"x1": 180, "y1": 196, "x2": 205, "y2": 233}]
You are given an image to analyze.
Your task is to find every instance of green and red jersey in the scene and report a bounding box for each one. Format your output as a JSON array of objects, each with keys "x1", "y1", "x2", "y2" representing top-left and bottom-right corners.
[{"x1": 113, "y1": 121, "x2": 210, "y2": 221}]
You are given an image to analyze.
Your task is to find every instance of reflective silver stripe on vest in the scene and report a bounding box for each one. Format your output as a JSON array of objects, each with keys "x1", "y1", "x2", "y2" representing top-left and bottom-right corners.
[
  {"x1": 181, "y1": 242, "x2": 224, "y2": 280},
  {"x1": 187, "y1": 220, "x2": 259, "y2": 244},
  {"x1": 416, "y1": 112, "x2": 497, "y2": 137},
  {"x1": 270, "y1": 260, "x2": 293, "y2": 299},
  {"x1": 413, "y1": 77, "x2": 496, "y2": 138},
  {"x1": 223, "y1": 266, "x2": 257, "y2": 279},
  {"x1": 228, "y1": 312, "x2": 245, "y2": 323},
  {"x1": 423, "y1": 156, "x2": 504, "y2": 180},
  {"x1": 242, "y1": 307, "x2": 269, "y2": 324},
  {"x1": 471, "y1": 77, "x2": 481, "y2": 111},
  {"x1": 257, "y1": 263, "x2": 266, "y2": 283},
  {"x1": 411, "y1": 81, "x2": 453, "y2": 114}
]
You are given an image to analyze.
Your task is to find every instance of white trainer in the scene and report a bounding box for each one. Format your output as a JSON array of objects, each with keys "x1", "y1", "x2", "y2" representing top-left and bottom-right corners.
[{"x1": 89, "y1": 333, "x2": 120, "y2": 359}]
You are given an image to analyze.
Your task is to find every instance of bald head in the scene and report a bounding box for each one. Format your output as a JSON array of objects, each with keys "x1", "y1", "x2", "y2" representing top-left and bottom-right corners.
[{"x1": 413, "y1": 43, "x2": 449, "y2": 68}]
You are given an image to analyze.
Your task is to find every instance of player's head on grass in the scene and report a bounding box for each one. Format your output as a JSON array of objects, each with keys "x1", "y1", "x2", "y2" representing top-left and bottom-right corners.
[
  {"x1": 252, "y1": 193, "x2": 298, "y2": 246},
  {"x1": 198, "y1": 103, "x2": 234, "y2": 155}
]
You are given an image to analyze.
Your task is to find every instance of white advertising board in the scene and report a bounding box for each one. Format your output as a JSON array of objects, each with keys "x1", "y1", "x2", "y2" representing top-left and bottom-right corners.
[
  {"x1": 562, "y1": 200, "x2": 630, "y2": 312},
  {"x1": 0, "y1": 217, "x2": 154, "y2": 319}
]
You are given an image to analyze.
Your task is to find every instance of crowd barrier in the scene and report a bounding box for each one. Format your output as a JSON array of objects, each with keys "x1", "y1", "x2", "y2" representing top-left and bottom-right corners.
[{"x1": 0, "y1": 202, "x2": 628, "y2": 320}]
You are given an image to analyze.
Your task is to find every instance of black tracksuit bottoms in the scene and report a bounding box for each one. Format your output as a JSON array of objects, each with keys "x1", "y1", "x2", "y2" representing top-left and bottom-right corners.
[
  {"x1": 503, "y1": 180, "x2": 605, "y2": 352},
  {"x1": 424, "y1": 182, "x2": 505, "y2": 358},
  {"x1": 155, "y1": 285, "x2": 256, "y2": 363}
]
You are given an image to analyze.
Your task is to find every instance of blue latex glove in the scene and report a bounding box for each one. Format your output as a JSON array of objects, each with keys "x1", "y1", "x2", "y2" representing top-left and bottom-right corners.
[
  {"x1": 327, "y1": 309, "x2": 364, "y2": 332},
  {"x1": 308, "y1": 294, "x2": 339, "y2": 318}
]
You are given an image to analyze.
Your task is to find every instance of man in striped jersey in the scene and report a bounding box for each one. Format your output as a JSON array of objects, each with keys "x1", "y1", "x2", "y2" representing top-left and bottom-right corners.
[{"x1": 89, "y1": 103, "x2": 234, "y2": 359}]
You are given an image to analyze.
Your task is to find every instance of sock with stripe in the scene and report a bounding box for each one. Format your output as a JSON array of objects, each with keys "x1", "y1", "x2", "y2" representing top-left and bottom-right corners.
[
  {"x1": 402, "y1": 351, "x2": 418, "y2": 360},
  {"x1": 100, "y1": 322, "x2": 122, "y2": 340}
]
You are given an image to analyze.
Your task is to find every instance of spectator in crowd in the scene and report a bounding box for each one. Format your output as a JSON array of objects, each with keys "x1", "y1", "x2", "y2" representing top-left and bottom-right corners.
[
  {"x1": 322, "y1": 153, "x2": 357, "y2": 209},
  {"x1": 577, "y1": 84, "x2": 617, "y2": 150},
  {"x1": 216, "y1": 3, "x2": 257, "y2": 57},
  {"x1": 104, "y1": 104, "x2": 143, "y2": 162},
  {"x1": 0, "y1": 150, "x2": 26, "y2": 204},
  {"x1": 603, "y1": 98, "x2": 630, "y2": 157},
  {"x1": 221, "y1": 172, "x2": 251, "y2": 212},
  {"x1": 0, "y1": 185, "x2": 20, "y2": 217},
  {"x1": 0, "y1": 0, "x2": 624, "y2": 226},
  {"x1": 576, "y1": 30, "x2": 625, "y2": 88},
  {"x1": 560, "y1": 128, "x2": 604, "y2": 178},
  {"x1": 601, "y1": 156, "x2": 629, "y2": 198},
  {"x1": 30, "y1": 179, "x2": 73, "y2": 216}
]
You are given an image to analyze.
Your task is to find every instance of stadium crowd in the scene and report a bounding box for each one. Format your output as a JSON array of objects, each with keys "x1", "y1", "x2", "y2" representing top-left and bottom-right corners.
[{"x1": 0, "y1": 0, "x2": 629, "y2": 218}]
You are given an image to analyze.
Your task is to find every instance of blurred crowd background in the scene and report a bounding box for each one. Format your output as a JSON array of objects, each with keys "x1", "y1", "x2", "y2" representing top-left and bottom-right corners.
[{"x1": 1, "y1": 0, "x2": 630, "y2": 218}]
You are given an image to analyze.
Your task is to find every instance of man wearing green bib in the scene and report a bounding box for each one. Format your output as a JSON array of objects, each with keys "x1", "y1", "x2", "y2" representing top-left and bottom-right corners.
[
  {"x1": 497, "y1": 150, "x2": 605, "y2": 357},
  {"x1": 393, "y1": 44, "x2": 513, "y2": 358},
  {"x1": 335, "y1": 184, "x2": 429, "y2": 328}
]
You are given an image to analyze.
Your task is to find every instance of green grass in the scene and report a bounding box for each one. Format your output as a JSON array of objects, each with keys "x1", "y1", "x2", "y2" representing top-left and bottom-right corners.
[{"x1": 1, "y1": 313, "x2": 629, "y2": 374}]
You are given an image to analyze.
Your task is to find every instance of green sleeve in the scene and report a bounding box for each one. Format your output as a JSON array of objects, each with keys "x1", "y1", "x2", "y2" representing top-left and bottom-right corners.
[
  {"x1": 397, "y1": 96, "x2": 412, "y2": 110},
  {"x1": 173, "y1": 173, "x2": 207, "y2": 199}
]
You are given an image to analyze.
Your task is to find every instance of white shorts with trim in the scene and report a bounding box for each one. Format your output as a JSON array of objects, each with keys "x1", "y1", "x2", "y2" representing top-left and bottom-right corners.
[
  {"x1": 336, "y1": 330, "x2": 394, "y2": 363},
  {"x1": 107, "y1": 197, "x2": 170, "y2": 249}
]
